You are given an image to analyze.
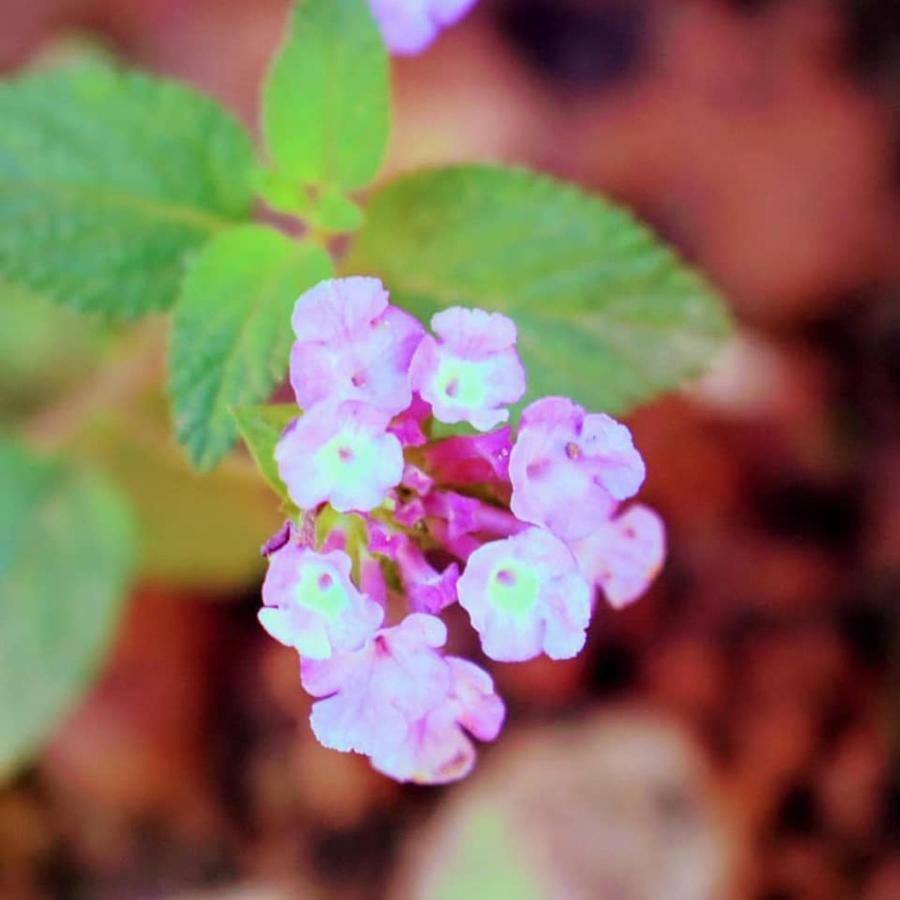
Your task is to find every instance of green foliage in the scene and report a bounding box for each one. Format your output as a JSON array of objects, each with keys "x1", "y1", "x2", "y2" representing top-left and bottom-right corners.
[
  {"x1": 70, "y1": 392, "x2": 281, "y2": 590},
  {"x1": 0, "y1": 437, "x2": 136, "y2": 780},
  {"x1": 309, "y1": 186, "x2": 365, "y2": 234},
  {"x1": 418, "y1": 806, "x2": 543, "y2": 900},
  {"x1": 262, "y1": 0, "x2": 390, "y2": 193},
  {"x1": 231, "y1": 404, "x2": 298, "y2": 505},
  {"x1": 169, "y1": 225, "x2": 331, "y2": 470},
  {"x1": 0, "y1": 59, "x2": 255, "y2": 318},
  {"x1": 0, "y1": 279, "x2": 114, "y2": 419},
  {"x1": 345, "y1": 165, "x2": 732, "y2": 414}
]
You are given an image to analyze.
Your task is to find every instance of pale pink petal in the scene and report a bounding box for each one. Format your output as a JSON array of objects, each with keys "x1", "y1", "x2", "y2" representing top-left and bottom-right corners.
[
  {"x1": 290, "y1": 277, "x2": 424, "y2": 415},
  {"x1": 300, "y1": 614, "x2": 451, "y2": 759},
  {"x1": 275, "y1": 401, "x2": 403, "y2": 513},
  {"x1": 569, "y1": 504, "x2": 666, "y2": 609},
  {"x1": 510, "y1": 397, "x2": 646, "y2": 542},
  {"x1": 410, "y1": 307, "x2": 525, "y2": 431},
  {"x1": 457, "y1": 527, "x2": 592, "y2": 662},
  {"x1": 369, "y1": 0, "x2": 479, "y2": 56},
  {"x1": 260, "y1": 545, "x2": 384, "y2": 659}
]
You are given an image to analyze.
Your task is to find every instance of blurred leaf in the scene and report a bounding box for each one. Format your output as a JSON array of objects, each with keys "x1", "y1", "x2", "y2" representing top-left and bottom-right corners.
[
  {"x1": 251, "y1": 166, "x2": 313, "y2": 217},
  {"x1": 0, "y1": 437, "x2": 136, "y2": 781},
  {"x1": 262, "y1": 0, "x2": 389, "y2": 192},
  {"x1": 70, "y1": 390, "x2": 280, "y2": 590},
  {"x1": 0, "y1": 279, "x2": 113, "y2": 419},
  {"x1": 231, "y1": 403, "x2": 298, "y2": 505},
  {"x1": 345, "y1": 165, "x2": 732, "y2": 414},
  {"x1": 417, "y1": 806, "x2": 542, "y2": 900},
  {"x1": 0, "y1": 58, "x2": 255, "y2": 318},
  {"x1": 310, "y1": 186, "x2": 365, "y2": 234},
  {"x1": 169, "y1": 225, "x2": 331, "y2": 470}
]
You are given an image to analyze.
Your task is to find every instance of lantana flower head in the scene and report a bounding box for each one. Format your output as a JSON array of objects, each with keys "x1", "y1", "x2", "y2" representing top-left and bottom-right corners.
[
  {"x1": 369, "y1": 0, "x2": 479, "y2": 56},
  {"x1": 569, "y1": 504, "x2": 666, "y2": 609},
  {"x1": 410, "y1": 307, "x2": 526, "y2": 431},
  {"x1": 259, "y1": 276, "x2": 664, "y2": 784},
  {"x1": 456, "y1": 527, "x2": 593, "y2": 662},
  {"x1": 509, "y1": 396, "x2": 646, "y2": 542},
  {"x1": 301, "y1": 613, "x2": 503, "y2": 783},
  {"x1": 260, "y1": 539, "x2": 384, "y2": 659},
  {"x1": 275, "y1": 400, "x2": 403, "y2": 512},
  {"x1": 290, "y1": 277, "x2": 424, "y2": 416}
]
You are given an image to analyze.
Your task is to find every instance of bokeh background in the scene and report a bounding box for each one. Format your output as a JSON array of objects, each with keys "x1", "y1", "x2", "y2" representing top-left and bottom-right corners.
[{"x1": 2, "y1": 0, "x2": 900, "y2": 897}]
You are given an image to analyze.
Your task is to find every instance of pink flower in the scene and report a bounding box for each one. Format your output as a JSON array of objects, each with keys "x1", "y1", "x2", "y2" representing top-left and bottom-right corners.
[
  {"x1": 366, "y1": 524, "x2": 458, "y2": 614},
  {"x1": 410, "y1": 307, "x2": 526, "y2": 431},
  {"x1": 509, "y1": 397, "x2": 646, "y2": 542},
  {"x1": 372, "y1": 656, "x2": 505, "y2": 784},
  {"x1": 424, "y1": 490, "x2": 526, "y2": 541},
  {"x1": 457, "y1": 527, "x2": 592, "y2": 662},
  {"x1": 399, "y1": 543, "x2": 460, "y2": 615},
  {"x1": 369, "y1": 0, "x2": 479, "y2": 56},
  {"x1": 420, "y1": 427, "x2": 513, "y2": 486},
  {"x1": 259, "y1": 544, "x2": 384, "y2": 659},
  {"x1": 275, "y1": 401, "x2": 403, "y2": 513},
  {"x1": 389, "y1": 393, "x2": 432, "y2": 448},
  {"x1": 290, "y1": 278, "x2": 424, "y2": 416},
  {"x1": 569, "y1": 504, "x2": 666, "y2": 609},
  {"x1": 301, "y1": 613, "x2": 504, "y2": 783}
]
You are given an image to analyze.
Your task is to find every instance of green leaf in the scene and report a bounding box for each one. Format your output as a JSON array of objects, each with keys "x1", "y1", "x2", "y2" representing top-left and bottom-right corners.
[
  {"x1": 262, "y1": 0, "x2": 390, "y2": 191},
  {"x1": 0, "y1": 437, "x2": 136, "y2": 780},
  {"x1": 0, "y1": 279, "x2": 114, "y2": 420},
  {"x1": 169, "y1": 225, "x2": 331, "y2": 470},
  {"x1": 251, "y1": 166, "x2": 313, "y2": 218},
  {"x1": 345, "y1": 165, "x2": 732, "y2": 415},
  {"x1": 0, "y1": 59, "x2": 255, "y2": 318},
  {"x1": 68, "y1": 389, "x2": 281, "y2": 591},
  {"x1": 309, "y1": 186, "x2": 364, "y2": 234},
  {"x1": 231, "y1": 404, "x2": 298, "y2": 504}
]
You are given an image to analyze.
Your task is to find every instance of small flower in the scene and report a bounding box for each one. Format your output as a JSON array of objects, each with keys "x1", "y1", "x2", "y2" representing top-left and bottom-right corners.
[
  {"x1": 301, "y1": 614, "x2": 503, "y2": 784},
  {"x1": 259, "y1": 544, "x2": 384, "y2": 659},
  {"x1": 369, "y1": 0, "x2": 479, "y2": 56},
  {"x1": 372, "y1": 656, "x2": 505, "y2": 784},
  {"x1": 290, "y1": 277, "x2": 424, "y2": 416},
  {"x1": 301, "y1": 614, "x2": 451, "y2": 759},
  {"x1": 275, "y1": 401, "x2": 403, "y2": 513},
  {"x1": 509, "y1": 397, "x2": 646, "y2": 542},
  {"x1": 569, "y1": 504, "x2": 666, "y2": 609},
  {"x1": 410, "y1": 307, "x2": 526, "y2": 431},
  {"x1": 457, "y1": 527, "x2": 592, "y2": 662}
]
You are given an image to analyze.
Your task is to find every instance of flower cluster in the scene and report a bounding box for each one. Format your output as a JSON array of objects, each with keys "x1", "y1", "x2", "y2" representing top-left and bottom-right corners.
[
  {"x1": 259, "y1": 277, "x2": 665, "y2": 783},
  {"x1": 369, "y1": 0, "x2": 479, "y2": 56}
]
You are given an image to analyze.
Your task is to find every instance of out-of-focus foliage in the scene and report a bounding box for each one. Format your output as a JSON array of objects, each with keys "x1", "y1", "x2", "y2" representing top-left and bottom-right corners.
[
  {"x1": 0, "y1": 281, "x2": 112, "y2": 418},
  {"x1": 0, "y1": 59, "x2": 255, "y2": 318},
  {"x1": 169, "y1": 226, "x2": 331, "y2": 469},
  {"x1": 262, "y1": 0, "x2": 390, "y2": 195},
  {"x1": 69, "y1": 390, "x2": 280, "y2": 590},
  {"x1": 346, "y1": 165, "x2": 732, "y2": 414},
  {"x1": 398, "y1": 712, "x2": 736, "y2": 899},
  {"x1": 0, "y1": 437, "x2": 136, "y2": 780}
]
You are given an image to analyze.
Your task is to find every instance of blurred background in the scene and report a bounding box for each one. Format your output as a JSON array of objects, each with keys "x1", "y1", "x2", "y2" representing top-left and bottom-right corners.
[{"x1": 2, "y1": 0, "x2": 900, "y2": 897}]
